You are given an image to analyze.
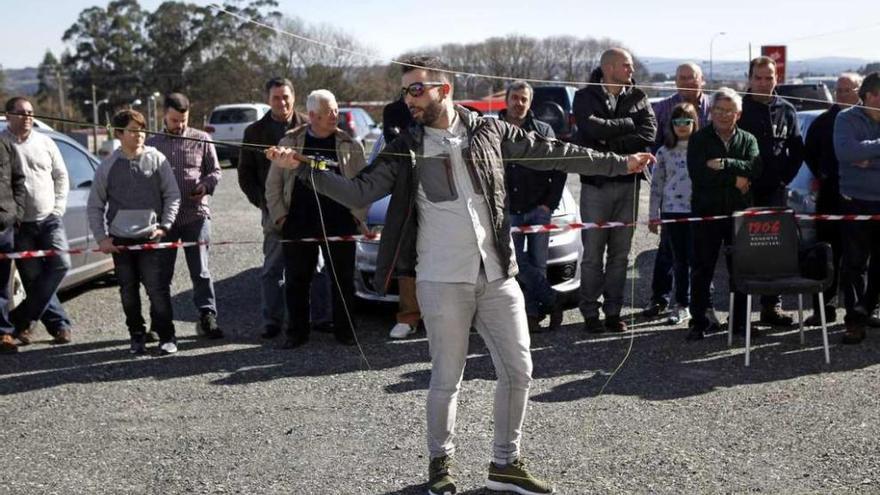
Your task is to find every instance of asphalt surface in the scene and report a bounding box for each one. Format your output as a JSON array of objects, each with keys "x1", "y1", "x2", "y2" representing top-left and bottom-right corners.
[{"x1": 1, "y1": 169, "x2": 879, "y2": 495}]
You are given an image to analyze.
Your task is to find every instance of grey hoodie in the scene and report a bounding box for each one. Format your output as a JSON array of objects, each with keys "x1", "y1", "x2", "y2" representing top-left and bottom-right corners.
[{"x1": 87, "y1": 146, "x2": 180, "y2": 243}]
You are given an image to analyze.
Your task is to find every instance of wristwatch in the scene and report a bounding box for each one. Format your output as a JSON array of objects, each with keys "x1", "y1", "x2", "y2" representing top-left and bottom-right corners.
[{"x1": 718, "y1": 158, "x2": 726, "y2": 170}]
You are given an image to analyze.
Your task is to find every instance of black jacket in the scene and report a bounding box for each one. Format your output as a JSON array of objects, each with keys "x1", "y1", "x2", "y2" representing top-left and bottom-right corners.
[
  {"x1": 237, "y1": 110, "x2": 308, "y2": 210},
  {"x1": 295, "y1": 105, "x2": 631, "y2": 295},
  {"x1": 382, "y1": 98, "x2": 413, "y2": 144},
  {"x1": 499, "y1": 109, "x2": 566, "y2": 214},
  {"x1": 573, "y1": 67, "x2": 656, "y2": 185},
  {"x1": 804, "y1": 104, "x2": 844, "y2": 188},
  {"x1": 738, "y1": 94, "x2": 804, "y2": 193},
  {"x1": 0, "y1": 137, "x2": 25, "y2": 230}
]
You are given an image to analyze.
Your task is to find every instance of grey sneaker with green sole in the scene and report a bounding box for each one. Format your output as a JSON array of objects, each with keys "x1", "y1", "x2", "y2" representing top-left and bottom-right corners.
[
  {"x1": 486, "y1": 458, "x2": 554, "y2": 494},
  {"x1": 428, "y1": 455, "x2": 456, "y2": 495}
]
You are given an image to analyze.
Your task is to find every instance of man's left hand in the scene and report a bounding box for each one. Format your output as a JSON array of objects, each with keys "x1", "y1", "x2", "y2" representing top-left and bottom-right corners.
[
  {"x1": 190, "y1": 184, "x2": 207, "y2": 201},
  {"x1": 626, "y1": 152, "x2": 656, "y2": 174}
]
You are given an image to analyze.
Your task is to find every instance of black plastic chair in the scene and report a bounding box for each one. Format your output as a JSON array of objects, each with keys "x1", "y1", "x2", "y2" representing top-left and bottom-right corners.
[{"x1": 728, "y1": 208, "x2": 834, "y2": 366}]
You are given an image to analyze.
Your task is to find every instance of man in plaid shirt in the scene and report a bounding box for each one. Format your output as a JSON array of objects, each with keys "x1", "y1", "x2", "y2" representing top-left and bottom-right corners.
[{"x1": 147, "y1": 93, "x2": 223, "y2": 339}]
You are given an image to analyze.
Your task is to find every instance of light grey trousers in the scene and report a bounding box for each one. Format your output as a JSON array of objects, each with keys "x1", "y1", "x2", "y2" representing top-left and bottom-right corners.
[{"x1": 417, "y1": 270, "x2": 533, "y2": 465}]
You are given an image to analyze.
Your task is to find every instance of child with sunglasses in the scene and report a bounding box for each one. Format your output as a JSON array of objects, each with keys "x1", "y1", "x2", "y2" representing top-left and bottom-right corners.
[{"x1": 648, "y1": 102, "x2": 700, "y2": 325}]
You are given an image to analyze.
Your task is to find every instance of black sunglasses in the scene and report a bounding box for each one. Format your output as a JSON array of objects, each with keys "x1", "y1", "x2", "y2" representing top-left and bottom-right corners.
[{"x1": 400, "y1": 81, "x2": 445, "y2": 98}]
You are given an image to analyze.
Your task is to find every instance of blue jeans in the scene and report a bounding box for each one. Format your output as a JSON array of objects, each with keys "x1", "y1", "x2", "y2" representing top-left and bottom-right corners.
[
  {"x1": 510, "y1": 207, "x2": 555, "y2": 317},
  {"x1": 12, "y1": 215, "x2": 72, "y2": 332},
  {"x1": 163, "y1": 218, "x2": 216, "y2": 315},
  {"x1": 0, "y1": 227, "x2": 14, "y2": 335},
  {"x1": 261, "y1": 210, "x2": 286, "y2": 329},
  {"x1": 112, "y1": 238, "x2": 175, "y2": 340}
]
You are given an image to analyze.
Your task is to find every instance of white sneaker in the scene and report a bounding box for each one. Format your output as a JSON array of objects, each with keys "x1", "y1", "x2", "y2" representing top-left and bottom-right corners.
[
  {"x1": 158, "y1": 340, "x2": 178, "y2": 355},
  {"x1": 389, "y1": 323, "x2": 416, "y2": 339},
  {"x1": 667, "y1": 306, "x2": 691, "y2": 325}
]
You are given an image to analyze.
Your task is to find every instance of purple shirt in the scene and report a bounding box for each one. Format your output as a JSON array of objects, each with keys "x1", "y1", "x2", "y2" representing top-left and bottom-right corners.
[
  {"x1": 146, "y1": 127, "x2": 221, "y2": 226},
  {"x1": 651, "y1": 92, "x2": 711, "y2": 151}
]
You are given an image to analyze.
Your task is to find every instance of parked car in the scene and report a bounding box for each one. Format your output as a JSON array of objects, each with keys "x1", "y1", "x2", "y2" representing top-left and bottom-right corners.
[
  {"x1": 777, "y1": 84, "x2": 833, "y2": 111},
  {"x1": 205, "y1": 103, "x2": 271, "y2": 167},
  {"x1": 0, "y1": 122, "x2": 115, "y2": 291},
  {"x1": 531, "y1": 85, "x2": 579, "y2": 142},
  {"x1": 338, "y1": 107, "x2": 382, "y2": 152},
  {"x1": 786, "y1": 109, "x2": 824, "y2": 244},
  {"x1": 353, "y1": 138, "x2": 583, "y2": 303}
]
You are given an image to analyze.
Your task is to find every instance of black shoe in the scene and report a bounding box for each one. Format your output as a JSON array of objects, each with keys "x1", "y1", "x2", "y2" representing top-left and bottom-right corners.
[
  {"x1": 732, "y1": 324, "x2": 762, "y2": 339},
  {"x1": 641, "y1": 300, "x2": 667, "y2": 318},
  {"x1": 867, "y1": 316, "x2": 880, "y2": 328},
  {"x1": 129, "y1": 333, "x2": 147, "y2": 355},
  {"x1": 841, "y1": 324, "x2": 866, "y2": 345},
  {"x1": 583, "y1": 316, "x2": 604, "y2": 334},
  {"x1": 759, "y1": 307, "x2": 795, "y2": 327},
  {"x1": 335, "y1": 333, "x2": 356, "y2": 346},
  {"x1": 145, "y1": 331, "x2": 160, "y2": 343},
  {"x1": 547, "y1": 309, "x2": 563, "y2": 332},
  {"x1": 604, "y1": 315, "x2": 627, "y2": 333},
  {"x1": 685, "y1": 326, "x2": 705, "y2": 341},
  {"x1": 804, "y1": 306, "x2": 836, "y2": 326},
  {"x1": 199, "y1": 311, "x2": 224, "y2": 340},
  {"x1": 262, "y1": 324, "x2": 282, "y2": 339},
  {"x1": 281, "y1": 334, "x2": 309, "y2": 349},
  {"x1": 312, "y1": 321, "x2": 335, "y2": 333}
]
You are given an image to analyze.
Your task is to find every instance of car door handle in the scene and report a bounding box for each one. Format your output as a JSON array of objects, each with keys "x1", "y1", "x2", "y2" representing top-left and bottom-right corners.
[{"x1": 76, "y1": 180, "x2": 92, "y2": 188}]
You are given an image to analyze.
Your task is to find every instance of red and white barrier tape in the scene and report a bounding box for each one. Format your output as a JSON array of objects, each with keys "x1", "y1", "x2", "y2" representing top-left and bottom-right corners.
[{"x1": 4, "y1": 210, "x2": 880, "y2": 260}]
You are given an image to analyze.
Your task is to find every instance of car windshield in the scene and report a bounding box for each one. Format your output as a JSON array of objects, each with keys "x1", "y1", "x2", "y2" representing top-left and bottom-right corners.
[{"x1": 210, "y1": 108, "x2": 258, "y2": 124}]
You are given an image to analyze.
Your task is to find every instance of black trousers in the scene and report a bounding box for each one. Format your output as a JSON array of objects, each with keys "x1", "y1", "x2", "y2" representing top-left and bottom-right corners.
[
  {"x1": 840, "y1": 197, "x2": 880, "y2": 323},
  {"x1": 690, "y1": 218, "x2": 747, "y2": 329},
  {"x1": 283, "y1": 240, "x2": 356, "y2": 340},
  {"x1": 812, "y1": 183, "x2": 842, "y2": 310}
]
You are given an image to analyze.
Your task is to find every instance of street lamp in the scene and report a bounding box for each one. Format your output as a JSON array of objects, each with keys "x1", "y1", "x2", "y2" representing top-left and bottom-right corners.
[{"x1": 709, "y1": 31, "x2": 727, "y2": 87}]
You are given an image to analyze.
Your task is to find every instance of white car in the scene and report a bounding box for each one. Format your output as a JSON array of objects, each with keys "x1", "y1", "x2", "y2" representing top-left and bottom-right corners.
[{"x1": 205, "y1": 103, "x2": 270, "y2": 166}]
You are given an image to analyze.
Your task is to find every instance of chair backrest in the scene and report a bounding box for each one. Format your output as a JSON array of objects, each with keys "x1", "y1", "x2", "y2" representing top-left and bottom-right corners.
[{"x1": 732, "y1": 207, "x2": 800, "y2": 280}]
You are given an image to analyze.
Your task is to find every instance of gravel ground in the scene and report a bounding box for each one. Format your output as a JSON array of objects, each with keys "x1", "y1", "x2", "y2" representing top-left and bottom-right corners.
[{"x1": 1, "y1": 169, "x2": 879, "y2": 495}]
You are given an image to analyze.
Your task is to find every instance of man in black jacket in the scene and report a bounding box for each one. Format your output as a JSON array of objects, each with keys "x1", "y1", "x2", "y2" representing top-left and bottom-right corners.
[
  {"x1": 573, "y1": 48, "x2": 657, "y2": 333},
  {"x1": 803, "y1": 73, "x2": 863, "y2": 325},
  {"x1": 0, "y1": 134, "x2": 27, "y2": 353},
  {"x1": 237, "y1": 78, "x2": 309, "y2": 339},
  {"x1": 502, "y1": 80, "x2": 567, "y2": 333},
  {"x1": 739, "y1": 56, "x2": 805, "y2": 327}
]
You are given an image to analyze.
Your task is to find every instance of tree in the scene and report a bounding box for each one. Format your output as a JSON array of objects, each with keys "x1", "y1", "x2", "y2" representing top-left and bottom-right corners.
[{"x1": 0, "y1": 64, "x2": 7, "y2": 102}]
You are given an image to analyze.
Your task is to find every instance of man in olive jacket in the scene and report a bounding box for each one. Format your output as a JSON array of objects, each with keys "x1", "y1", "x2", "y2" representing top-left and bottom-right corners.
[
  {"x1": 268, "y1": 55, "x2": 653, "y2": 495},
  {"x1": 687, "y1": 88, "x2": 763, "y2": 340},
  {"x1": 0, "y1": 136, "x2": 26, "y2": 353}
]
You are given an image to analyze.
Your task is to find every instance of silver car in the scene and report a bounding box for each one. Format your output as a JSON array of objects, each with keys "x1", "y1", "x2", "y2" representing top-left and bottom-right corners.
[
  {"x1": 0, "y1": 122, "x2": 114, "y2": 292},
  {"x1": 786, "y1": 110, "x2": 824, "y2": 244},
  {"x1": 354, "y1": 137, "x2": 583, "y2": 303}
]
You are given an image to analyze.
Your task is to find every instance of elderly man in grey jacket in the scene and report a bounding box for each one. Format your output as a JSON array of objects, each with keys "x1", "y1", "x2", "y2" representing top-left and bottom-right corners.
[{"x1": 268, "y1": 56, "x2": 653, "y2": 495}]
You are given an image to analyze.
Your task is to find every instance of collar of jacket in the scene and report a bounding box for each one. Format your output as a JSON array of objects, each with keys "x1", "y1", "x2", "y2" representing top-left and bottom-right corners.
[
  {"x1": 259, "y1": 110, "x2": 307, "y2": 128},
  {"x1": 497, "y1": 108, "x2": 538, "y2": 130},
  {"x1": 587, "y1": 67, "x2": 644, "y2": 100},
  {"x1": 402, "y1": 104, "x2": 481, "y2": 148},
  {"x1": 285, "y1": 124, "x2": 357, "y2": 148}
]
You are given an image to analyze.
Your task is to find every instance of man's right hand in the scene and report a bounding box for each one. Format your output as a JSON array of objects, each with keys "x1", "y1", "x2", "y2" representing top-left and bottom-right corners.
[
  {"x1": 265, "y1": 147, "x2": 302, "y2": 170},
  {"x1": 626, "y1": 152, "x2": 656, "y2": 174},
  {"x1": 735, "y1": 176, "x2": 750, "y2": 194},
  {"x1": 98, "y1": 237, "x2": 119, "y2": 254},
  {"x1": 275, "y1": 215, "x2": 287, "y2": 226}
]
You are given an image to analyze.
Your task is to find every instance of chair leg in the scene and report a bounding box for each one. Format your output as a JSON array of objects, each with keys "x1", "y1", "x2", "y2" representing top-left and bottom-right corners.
[
  {"x1": 745, "y1": 294, "x2": 752, "y2": 367},
  {"x1": 819, "y1": 292, "x2": 830, "y2": 364},
  {"x1": 798, "y1": 294, "x2": 805, "y2": 345},
  {"x1": 728, "y1": 292, "x2": 735, "y2": 347}
]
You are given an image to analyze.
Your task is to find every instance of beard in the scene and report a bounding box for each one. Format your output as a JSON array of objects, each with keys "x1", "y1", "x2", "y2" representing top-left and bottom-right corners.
[{"x1": 409, "y1": 98, "x2": 444, "y2": 126}]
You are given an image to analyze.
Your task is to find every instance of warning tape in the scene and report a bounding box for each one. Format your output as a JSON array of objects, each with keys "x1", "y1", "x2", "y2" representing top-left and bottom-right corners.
[{"x1": 3, "y1": 210, "x2": 879, "y2": 260}]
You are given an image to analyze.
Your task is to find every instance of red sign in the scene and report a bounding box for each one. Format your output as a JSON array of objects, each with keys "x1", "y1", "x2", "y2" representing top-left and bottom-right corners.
[{"x1": 761, "y1": 45, "x2": 787, "y2": 83}]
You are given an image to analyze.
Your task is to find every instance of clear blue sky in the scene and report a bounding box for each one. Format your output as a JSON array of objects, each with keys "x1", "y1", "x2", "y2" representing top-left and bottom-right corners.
[{"x1": 2, "y1": 0, "x2": 877, "y2": 69}]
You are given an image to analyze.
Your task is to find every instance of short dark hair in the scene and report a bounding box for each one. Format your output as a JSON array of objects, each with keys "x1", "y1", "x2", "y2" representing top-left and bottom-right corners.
[
  {"x1": 400, "y1": 55, "x2": 451, "y2": 84},
  {"x1": 664, "y1": 102, "x2": 700, "y2": 149},
  {"x1": 265, "y1": 77, "x2": 295, "y2": 96},
  {"x1": 4, "y1": 96, "x2": 31, "y2": 113},
  {"x1": 748, "y1": 56, "x2": 777, "y2": 78},
  {"x1": 163, "y1": 93, "x2": 190, "y2": 112},
  {"x1": 505, "y1": 80, "x2": 533, "y2": 101},
  {"x1": 111, "y1": 109, "x2": 147, "y2": 137},
  {"x1": 858, "y1": 72, "x2": 880, "y2": 102}
]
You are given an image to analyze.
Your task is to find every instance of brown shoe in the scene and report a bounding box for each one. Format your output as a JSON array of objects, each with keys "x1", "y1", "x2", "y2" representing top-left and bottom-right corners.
[
  {"x1": 605, "y1": 315, "x2": 627, "y2": 333},
  {"x1": 841, "y1": 325, "x2": 866, "y2": 345},
  {"x1": 527, "y1": 316, "x2": 544, "y2": 334},
  {"x1": 0, "y1": 334, "x2": 18, "y2": 353},
  {"x1": 53, "y1": 328, "x2": 72, "y2": 345},
  {"x1": 15, "y1": 326, "x2": 34, "y2": 346}
]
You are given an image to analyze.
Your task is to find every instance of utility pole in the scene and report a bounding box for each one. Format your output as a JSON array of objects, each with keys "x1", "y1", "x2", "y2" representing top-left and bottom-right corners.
[
  {"x1": 91, "y1": 84, "x2": 99, "y2": 153},
  {"x1": 55, "y1": 66, "x2": 66, "y2": 129}
]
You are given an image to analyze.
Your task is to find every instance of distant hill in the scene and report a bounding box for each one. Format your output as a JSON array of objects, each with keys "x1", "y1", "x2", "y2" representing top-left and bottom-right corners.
[
  {"x1": 641, "y1": 56, "x2": 873, "y2": 81},
  {"x1": 2, "y1": 67, "x2": 39, "y2": 95}
]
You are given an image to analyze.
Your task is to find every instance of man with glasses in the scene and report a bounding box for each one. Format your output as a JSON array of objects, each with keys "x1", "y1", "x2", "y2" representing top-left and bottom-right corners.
[
  {"x1": 2, "y1": 96, "x2": 74, "y2": 346},
  {"x1": 687, "y1": 88, "x2": 762, "y2": 340},
  {"x1": 738, "y1": 56, "x2": 804, "y2": 328},
  {"x1": 803, "y1": 73, "x2": 864, "y2": 326},
  {"x1": 267, "y1": 56, "x2": 653, "y2": 495}
]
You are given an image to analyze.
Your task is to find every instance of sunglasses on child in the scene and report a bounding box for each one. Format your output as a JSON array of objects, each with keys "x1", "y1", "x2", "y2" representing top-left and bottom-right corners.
[
  {"x1": 671, "y1": 118, "x2": 695, "y2": 127},
  {"x1": 400, "y1": 82, "x2": 445, "y2": 98}
]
